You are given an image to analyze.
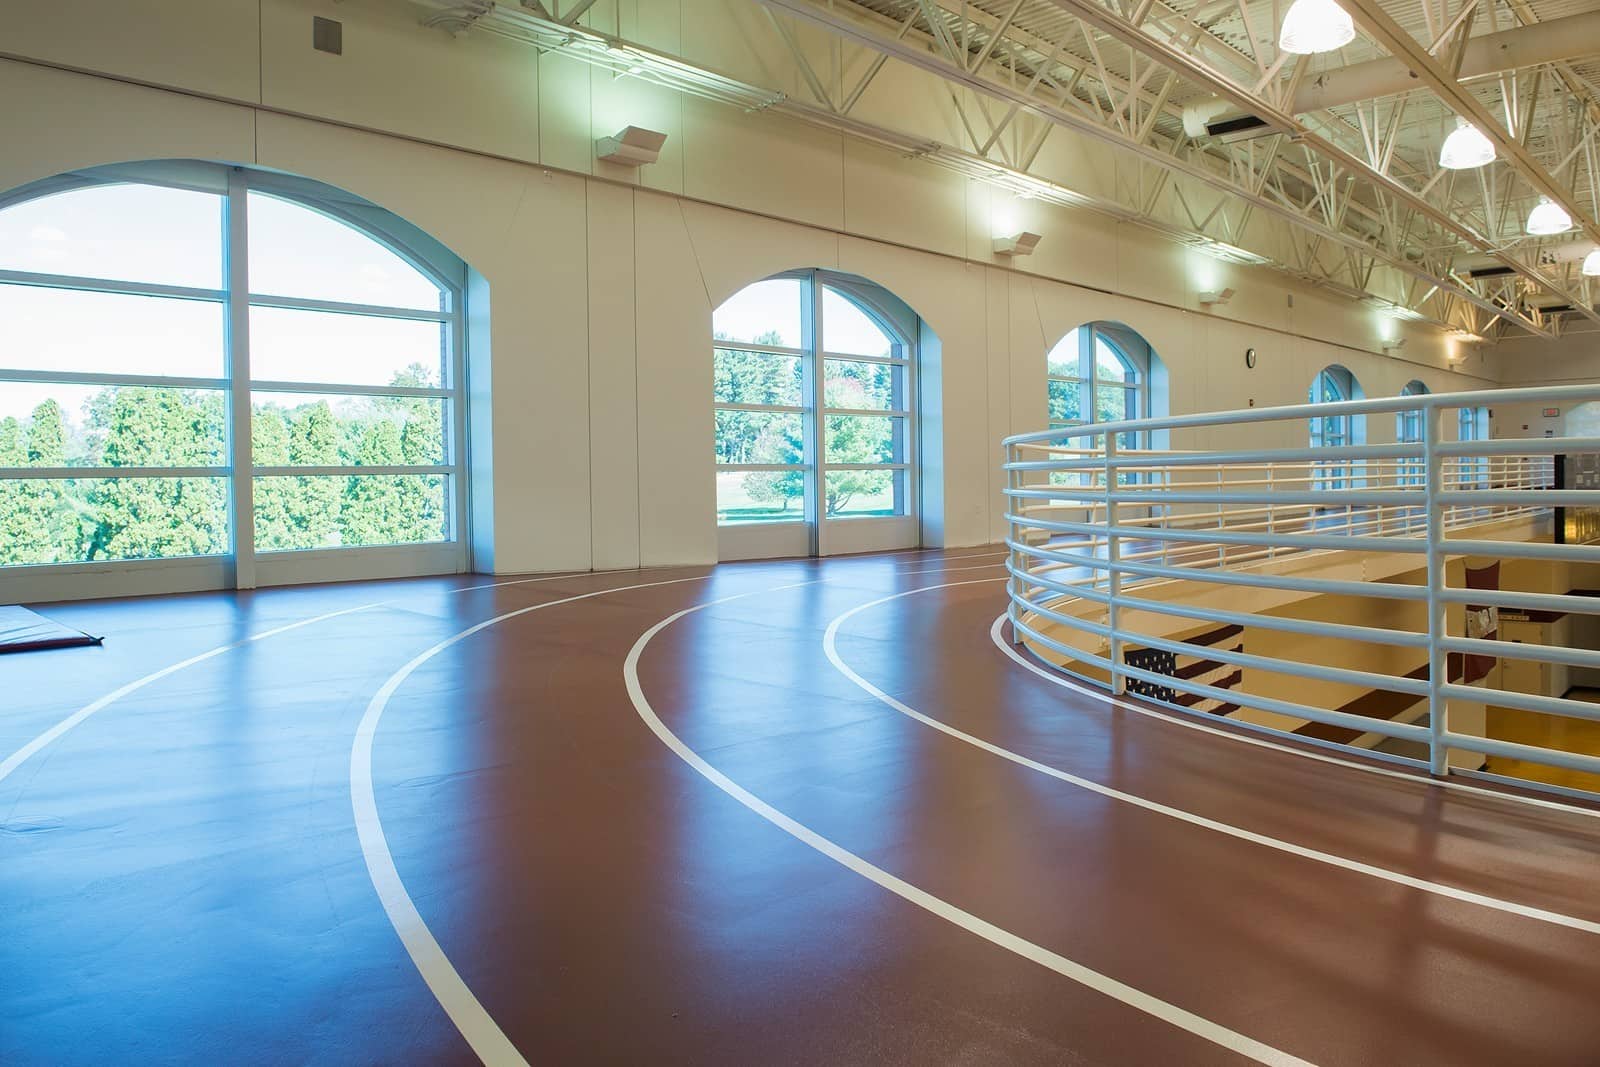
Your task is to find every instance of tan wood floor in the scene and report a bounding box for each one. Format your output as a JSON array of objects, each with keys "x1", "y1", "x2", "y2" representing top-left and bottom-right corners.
[{"x1": 1488, "y1": 688, "x2": 1600, "y2": 793}]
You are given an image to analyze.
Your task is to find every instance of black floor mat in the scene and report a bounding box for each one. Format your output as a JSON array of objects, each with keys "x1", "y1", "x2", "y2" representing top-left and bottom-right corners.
[{"x1": 0, "y1": 606, "x2": 102, "y2": 654}]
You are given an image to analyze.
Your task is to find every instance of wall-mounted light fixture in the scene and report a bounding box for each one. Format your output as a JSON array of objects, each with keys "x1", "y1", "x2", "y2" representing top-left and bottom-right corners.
[
  {"x1": 1198, "y1": 287, "x2": 1235, "y2": 307},
  {"x1": 596, "y1": 125, "x2": 668, "y2": 166},
  {"x1": 992, "y1": 231, "x2": 1042, "y2": 257},
  {"x1": 1382, "y1": 338, "x2": 1408, "y2": 355}
]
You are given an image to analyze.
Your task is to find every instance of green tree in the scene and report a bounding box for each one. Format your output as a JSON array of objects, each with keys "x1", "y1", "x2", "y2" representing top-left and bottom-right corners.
[
  {"x1": 714, "y1": 331, "x2": 796, "y2": 465},
  {"x1": 820, "y1": 375, "x2": 892, "y2": 515},
  {"x1": 83, "y1": 389, "x2": 227, "y2": 561},
  {"x1": 2, "y1": 402, "x2": 75, "y2": 564},
  {"x1": 251, "y1": 404, "x2": 296, "y2": 549},
  {"x1": 287, "y1": 401, "x2": 343, "y2": 548},
  {"x1": 341, "y1": 418, "x2": 406, "y2": 546}
]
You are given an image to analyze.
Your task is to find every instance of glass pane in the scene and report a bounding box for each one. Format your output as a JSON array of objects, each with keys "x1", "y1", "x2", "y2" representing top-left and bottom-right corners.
[
  {"x1": 1047, "y1": 328, "x2": 1082, "y2": 377},
  {"x1": 0, "y1": 384, "x2": 226, "y2": 467},
  {"x1": 1095, "y1": 384, "x2": 1137, "y2": 423},
  {"x1": 712, "y1": 278, "x2": 803, "y2": 349},
  {"x1": 1094, "y1": 337, "x2": 1133, "y2": 383},
  {"x1": 713, "y1": 349, "x2": 802, "y2": 407},
  {"x1": 826, "y1": 414, "x2": 899, "y2": 465},
  {"x1": 0, "y1": 183, "x2": 223, "y2": 290},
  {"x1": 825, "y1": 359, "x2": 899, "y2": 410},
  {"x1": 825, "y1": 468, "x2": 900, "y2": 518},
  {"x1": 253, "y1": 473, "x2": 448, "y2": 550},
  {"x1": 716, "y1": 468, "x2": 805, "y2": 524},
  {"x1": 247, "y1": 192, "x2": 443, "y2": 311},
  {"x1": 1047, "y1": 379, "x2": 1081, "y2": 424},
  {"x1": 252, "y1": 392, "x2": 445, "y2": 467},
  {"x1": 0, "y1": 476, "x2": 228, "y2": 565},
  {"x1": 249, "y1": 306, "x2": 447, "y2": 387},
  {"x1": 715, "y1": 410, "x2": 802, "y2": 466},
  {"x1": 822, "y1": 287, "x2": 894, "y2": 358},
  {"x1": 0, "y1": 285, "x2": 225, "y2": 378}
]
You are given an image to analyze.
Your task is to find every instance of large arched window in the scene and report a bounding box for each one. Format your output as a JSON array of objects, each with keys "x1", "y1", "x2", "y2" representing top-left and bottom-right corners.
[
  {"x1": 1397, "y1": 380, "x2": 1429, "y2": 444},
  {"x1": 1396, "y1": 380, "x2": 1429, "y2": 486},
  {"x1": 712, "y1": 269, "x2": 918, "y2": 559},
  {"x1": 0, "y1": 163, "x2": 465, "y2": 592},
  {"x1": 1458, "y1": 404, "x2": 1489, "y2": 488},
  {"x1": 1308, "y1": 364, "x2": 1365, "y2": 490},
  {"x1": 1045, "y1": 321, "x2": 1164, "y2": 451}
]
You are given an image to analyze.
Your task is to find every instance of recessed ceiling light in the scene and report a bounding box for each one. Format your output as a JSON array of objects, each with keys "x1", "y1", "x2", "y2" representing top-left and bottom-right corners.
[
  {"x1": 1439, "y1": 118, "x2": 1495, "y2": 170},
  {"x1": 1278, "y1": 0, "x2": 1355, "y2": 54}
]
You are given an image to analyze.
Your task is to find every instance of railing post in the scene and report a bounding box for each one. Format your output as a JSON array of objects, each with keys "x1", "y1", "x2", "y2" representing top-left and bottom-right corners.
[
  {"x1": 1266, "y1": 464, "x2": 1276, "y2": 560},
  {"x1": 1006, "y1": 440, "x2": 1023, "y2": 646},
  {"x1": 1423, "y1": 408, "x2": 1448, "y2": 776},
  {"x1": 1105, "y1": 433, "x2": 1124, "y2": 695},
  {"x1": 1215, "y1": 465, "x2": 1225, "y2": 567}
]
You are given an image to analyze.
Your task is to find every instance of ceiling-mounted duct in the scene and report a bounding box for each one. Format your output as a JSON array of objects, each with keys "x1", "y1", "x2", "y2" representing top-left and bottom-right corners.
[
  {"x1": 1457, "y1": 242, "x2": 1598, "y2": 278},
  {"x1": 1182, "y1": 97, "x2": 1274, "y2": 143},
  {"x1": 1189, "y1": 10, "x2": 1600, "y2": 138}
]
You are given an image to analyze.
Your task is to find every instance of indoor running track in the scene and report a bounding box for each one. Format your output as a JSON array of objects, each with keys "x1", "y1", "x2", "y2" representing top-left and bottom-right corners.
[{"x1": 3, "y1": 548, "x2": 1599, "y2": 1066}]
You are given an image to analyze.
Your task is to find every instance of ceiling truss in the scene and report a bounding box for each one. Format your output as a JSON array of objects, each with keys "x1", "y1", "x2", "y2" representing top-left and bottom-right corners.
[{"x1": 419, "y1": 0, "x2": 1600, "y2": 339}]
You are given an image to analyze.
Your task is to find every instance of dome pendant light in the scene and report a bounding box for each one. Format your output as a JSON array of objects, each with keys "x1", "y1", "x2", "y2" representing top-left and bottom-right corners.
[
  {"x1": 1278, "y1": 0, "x2": 1356, "y2": 54},
  {"x1": 1438, "y1": 118, "x2": 1495, "y2": 170},
  {"x1": 1582, "y1": 249, "x2": 1600, "y2": 276},
  {"x1": 1526, "y1": 196, "x2": 1572, "y2": 236}
]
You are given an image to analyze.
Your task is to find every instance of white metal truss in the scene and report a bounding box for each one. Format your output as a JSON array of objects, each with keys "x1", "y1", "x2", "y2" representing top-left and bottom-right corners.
[{"x1": 413, "y1": 0, "x2": 1600, "y2": 338}]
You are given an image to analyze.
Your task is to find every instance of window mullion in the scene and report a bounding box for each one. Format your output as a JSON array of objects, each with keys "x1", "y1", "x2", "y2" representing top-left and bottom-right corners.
[
  {"x1": 225, "y1": 169, "x2": 256, "y2": 590},
  {"x1": 807, "y1": 272, "x2": 824, "y2": 547}
]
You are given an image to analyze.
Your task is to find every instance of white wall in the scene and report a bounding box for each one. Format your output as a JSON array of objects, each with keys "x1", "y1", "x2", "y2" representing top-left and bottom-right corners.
[
  {"x1": 1484, "y1": 329, "x2": 1599, "y2": 439},
  {"x1": 0, "y1": 2, "x2": 1503, "y2": 573}
]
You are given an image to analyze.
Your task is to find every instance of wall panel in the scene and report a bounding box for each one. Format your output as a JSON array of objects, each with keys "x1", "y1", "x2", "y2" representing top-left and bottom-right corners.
[{"x1": 588, "y1": 183, "x2": 643, "y2": 569}]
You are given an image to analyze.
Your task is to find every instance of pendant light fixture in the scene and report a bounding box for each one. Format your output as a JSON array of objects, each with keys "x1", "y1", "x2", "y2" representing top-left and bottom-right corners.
[
  {"x1": 1438, "y1": 119, "x2": 1495, "y2": 170},
  {"x1": 1278, "y1": 0, "x2": 1355, "y2": 54},
  {"x1": 1582, "y1": 249, "x2": 1600, "y2": 276},
  {"x1": 1526, "y1": 197, "x2": 1572, "y2": 236}
]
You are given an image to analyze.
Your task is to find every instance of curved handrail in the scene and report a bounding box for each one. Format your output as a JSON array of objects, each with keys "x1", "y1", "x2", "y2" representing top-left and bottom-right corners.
[
  {"x1": 1002, "y1": 380, "x2": 1600, "y2": 447},
  {"x1": 1003, "y1": 384, "x2": 1600, "y2": 802}
]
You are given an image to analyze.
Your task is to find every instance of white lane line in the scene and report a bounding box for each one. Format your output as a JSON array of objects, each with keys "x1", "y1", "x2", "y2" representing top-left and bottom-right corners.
[
  {"x1": 889, "y1": 559, "x2": 1008, "y2": 575},
  {"x1": 624, "y1": 581, "x2": 1314, "y2": 1067},
  {"x1": 0, "y1": 603, "x2": 379, "y2": 788},
  {"x1": 985, "y1": 612, "x2": 1600, "y2": 822},
  {"x1": 821, "y1": 579, "x2": 1600, "y2": 936},
  {"x1": 350, "y1": 575, "x2": 709, "y2": 1067},
  {"x1": 0, "y1": 569, "x2": 657, "y2": 792}
]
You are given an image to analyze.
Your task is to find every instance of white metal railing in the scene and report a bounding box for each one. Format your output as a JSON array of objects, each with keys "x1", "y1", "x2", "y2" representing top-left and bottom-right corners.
[{"x1": 1003, "y1": 383, "x2": 1600, "y2": 800}]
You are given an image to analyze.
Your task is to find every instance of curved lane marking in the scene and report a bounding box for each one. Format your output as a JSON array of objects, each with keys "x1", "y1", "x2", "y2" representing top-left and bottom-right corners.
[
  {"x1": 625, "y1": 581, "x2": 1313, "y2": 1067},
  {"x1": 0, "y1": 569, "x2": 619, "y2": 791},
  {"x1": 351, "y1": 575, "x2": 709, "y2": 1067},
  {"x1": 0, "y1": 603, "x2": 380, "y2": 788},
  {"x1": 821, "y1": 578, "x2": 1600, "y2": 936}
]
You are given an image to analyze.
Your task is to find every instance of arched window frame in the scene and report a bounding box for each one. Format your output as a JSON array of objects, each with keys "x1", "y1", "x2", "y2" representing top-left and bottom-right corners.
[
  {"x1": 0, "y1": 161, "x2": 468, "y2": 593},
  {"x1": 1308, "y1": 364, "x2": 1365, "y2": 491},
  {"x1": 1397, "y1": 380, "x2": 1429, "y2": 445},
  {"x1": 1046, "y1": 323, "x2": 1151, "y2": 448},
  {"x1": 711, "y1": 268, "x2": 918, "y2": 538},
  {"x1": 1457, "y1": 405, "x2": 1489, "y2": 488}
]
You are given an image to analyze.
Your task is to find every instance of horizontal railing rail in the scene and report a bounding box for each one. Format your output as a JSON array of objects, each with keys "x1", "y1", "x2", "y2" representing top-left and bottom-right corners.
[{"x1": 1003, "y1": 385, "x2": 1600, "y2": 802}]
